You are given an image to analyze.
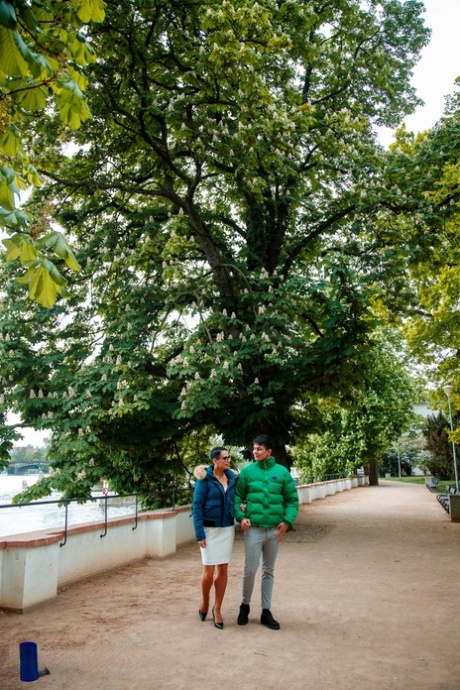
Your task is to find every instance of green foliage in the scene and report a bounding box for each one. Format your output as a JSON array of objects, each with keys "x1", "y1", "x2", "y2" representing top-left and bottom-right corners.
[
  {"x1": 422, "y1": 412, "x2": 458, "y2": 480},
  {"x1": 0, "y1": 0, "x2": 105, "y2": 306},
  {"x1": 291, "y1": 330, "x2": 421, "y2": 480},
  {"x1": 386, "y1": 94, "x2": 460, "y2": 436}
]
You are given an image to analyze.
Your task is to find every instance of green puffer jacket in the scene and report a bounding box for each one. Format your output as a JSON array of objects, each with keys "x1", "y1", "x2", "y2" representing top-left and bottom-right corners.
[{"x1": 234, "y1": 456, "x2": 299, "y2": 528}]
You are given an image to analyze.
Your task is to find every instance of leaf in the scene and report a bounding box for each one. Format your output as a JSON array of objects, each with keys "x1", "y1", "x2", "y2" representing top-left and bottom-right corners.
[
  {"x1": 3, "y1": 236, "x2": 21, "y2": 261},
  {"x1": 28, "y1": 265, "x2": 59, "y2": 308},
  {"x1": 55, "y1": 85, "x2": 91, "y2": 130},
  {"x1": 17, "y1": 4, "x2": 37, "y2": 32},
  {"x1": 0, "y1": 27, "x2": 29, "y2": 76},
  {"x1": 0, "y1": 0, "x2": 17, "y2": 29},
  {"x1": 15, "y1": 265, "x2": 37, "y2": 284},
  {"x1": 0, "y1": 176, "x2": 15, "y2": 211},
  {"x1": 37, "y1": 232, "x2": 81, "y2": 272},
  {"x1": 13, "y1": 83, "x2": 47, "y2": 111},
  {"x1": 0, "y1": 126, "x2": 22, "y2": 156},
  {"x1": 73, "y1": 0, "x2": 106, "y2": 24},
  {"x1": 20, "y1": 239, "x2": 38, "y2": 263}
]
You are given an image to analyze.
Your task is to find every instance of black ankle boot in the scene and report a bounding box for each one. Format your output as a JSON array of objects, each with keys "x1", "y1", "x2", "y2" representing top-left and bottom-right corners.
[
  {"x1": 237, "y1": 602, "x2": 250, "y2": 625},
  {"x1": 261, "y1": 609, "x2": 280, "y2": 630}
]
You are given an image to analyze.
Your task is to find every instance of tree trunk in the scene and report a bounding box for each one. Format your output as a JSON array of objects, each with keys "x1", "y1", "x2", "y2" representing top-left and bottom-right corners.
[
  {"x1": 273, "y1": 444, "x2": 291, "y2": 469},
  {"x1": 367, "y1": 459, "x2": 379, "y2": 486}
]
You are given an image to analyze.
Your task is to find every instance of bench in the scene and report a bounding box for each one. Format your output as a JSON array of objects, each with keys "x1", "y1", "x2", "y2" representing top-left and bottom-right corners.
[
  {"x1": 436, "y1": 484, "x2": 460, "y2": 513},
  {"x1": 425, "y1": 477, "x2": 439, "y2": 492}
]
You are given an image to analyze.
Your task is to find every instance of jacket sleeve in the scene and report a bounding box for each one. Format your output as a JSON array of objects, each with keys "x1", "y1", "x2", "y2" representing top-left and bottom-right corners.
[
  {"x1": 233, "y1": 471, "x2": 248, "y2": 523},
  {"x1": 282, "y1": 473, "x2": 300, "y2": 527},
  {"x1": 192, "y1": 479, "x2": 207, "y2": 541}
]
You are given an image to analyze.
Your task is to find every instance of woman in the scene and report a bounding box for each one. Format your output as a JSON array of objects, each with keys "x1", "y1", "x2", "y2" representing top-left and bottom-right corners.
[{"x1": 192, "y1": 446, "x2": 237, "y2": 630}]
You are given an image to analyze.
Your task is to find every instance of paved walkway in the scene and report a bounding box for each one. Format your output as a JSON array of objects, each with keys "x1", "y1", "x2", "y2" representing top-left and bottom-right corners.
[{"x1": 1, "y1": 481, "x2": 460, "y2": 690}]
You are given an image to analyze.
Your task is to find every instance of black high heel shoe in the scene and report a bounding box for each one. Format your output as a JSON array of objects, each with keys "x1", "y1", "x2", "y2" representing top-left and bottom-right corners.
[
  {"x1": 198, "y1": 609, "x2": 207, "y2": 622},
  {"x1": 212, "y1": 607, "x2": 224, "y2": 630}
]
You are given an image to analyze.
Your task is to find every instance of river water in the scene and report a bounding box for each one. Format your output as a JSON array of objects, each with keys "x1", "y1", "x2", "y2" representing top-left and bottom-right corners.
[{"x1": 0, "y1": 474, "x2": 136, "y2": 539}]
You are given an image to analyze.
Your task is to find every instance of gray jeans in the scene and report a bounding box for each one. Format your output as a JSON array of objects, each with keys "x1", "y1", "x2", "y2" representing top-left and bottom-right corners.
[{"x1": 242, "y1": 527, "x2": 279, "y2": 610}]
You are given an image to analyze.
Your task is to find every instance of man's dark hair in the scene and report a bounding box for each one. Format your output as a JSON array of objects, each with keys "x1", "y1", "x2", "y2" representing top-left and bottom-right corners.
[
  {"x1": 253, "y1": 435, "x2": 274, "y2": 451},
  {"x1": 210, "y1": 446, "x2": 227, "y2": 461}
]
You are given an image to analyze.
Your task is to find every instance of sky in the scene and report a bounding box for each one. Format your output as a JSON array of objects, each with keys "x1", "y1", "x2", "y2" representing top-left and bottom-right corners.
[
  {"x1": 378, "y1": 0, "x2": 460, "y2": 146},
  {"x1": 7, "y1": 0, "x2": 460, "y2": 446}
]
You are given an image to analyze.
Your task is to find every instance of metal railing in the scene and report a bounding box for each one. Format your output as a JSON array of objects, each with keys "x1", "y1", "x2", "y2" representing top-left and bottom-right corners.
[
  {"x1": 297, "y1": 472, "x2": 349, "y2": 484},
  {"x1": 0, "y1": 488, "x2": 194, "y2": 547}
]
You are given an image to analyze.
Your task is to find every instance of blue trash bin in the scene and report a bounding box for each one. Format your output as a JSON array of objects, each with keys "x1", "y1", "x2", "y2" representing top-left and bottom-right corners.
[{"x1": 20, "y1": 641, "x2": 39, "y2": 682}]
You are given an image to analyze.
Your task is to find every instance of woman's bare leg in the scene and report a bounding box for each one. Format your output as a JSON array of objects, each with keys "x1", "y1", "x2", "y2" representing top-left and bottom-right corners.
[
  {"x1": 212, "y1": 564, "x2": 228, "y2": 623},
  {"x1": 200, "y1": 565, "x2": 214, "y2": 613}
]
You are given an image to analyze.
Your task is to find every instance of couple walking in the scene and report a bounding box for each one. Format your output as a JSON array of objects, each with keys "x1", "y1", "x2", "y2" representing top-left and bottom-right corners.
[{"x1": 192, "y1": 434, "x2": 299, "y2": 630}]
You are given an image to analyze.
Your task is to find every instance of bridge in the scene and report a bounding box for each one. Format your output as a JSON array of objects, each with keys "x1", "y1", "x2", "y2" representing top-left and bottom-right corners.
[{"x1": 6, "y1": 463, "x2": 50, "y2": 475}]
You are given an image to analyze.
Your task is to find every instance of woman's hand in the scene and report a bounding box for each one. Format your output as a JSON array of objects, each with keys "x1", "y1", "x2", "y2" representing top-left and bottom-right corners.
[
  {"x1": 241, "y1": 518, "x2": 251, "y2": 531},
  {"x1": 198, "y1": 539, "x2": 206, "y2": 548}
]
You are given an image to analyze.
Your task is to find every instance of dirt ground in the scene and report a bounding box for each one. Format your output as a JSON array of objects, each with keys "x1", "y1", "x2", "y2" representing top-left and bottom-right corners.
[{"x1": 1, "y1": 480, "x2": 460, "y2": 690}]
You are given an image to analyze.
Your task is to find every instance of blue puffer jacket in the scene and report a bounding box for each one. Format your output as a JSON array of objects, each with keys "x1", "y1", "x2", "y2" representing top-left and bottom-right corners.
[{"x1": 192, "y1": 464, "x2": 238, "y2": 542}]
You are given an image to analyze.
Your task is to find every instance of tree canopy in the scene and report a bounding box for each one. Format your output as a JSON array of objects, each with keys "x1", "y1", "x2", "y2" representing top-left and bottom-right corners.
[{"x1": 3, "y1": 0, "x2": 457, "y2": 497}]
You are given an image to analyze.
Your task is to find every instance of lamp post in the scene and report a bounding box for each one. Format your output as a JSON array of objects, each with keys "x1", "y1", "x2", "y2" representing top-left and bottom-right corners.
[{"x1": 443, "y1": 385, "x2": 459, "y2": 491}]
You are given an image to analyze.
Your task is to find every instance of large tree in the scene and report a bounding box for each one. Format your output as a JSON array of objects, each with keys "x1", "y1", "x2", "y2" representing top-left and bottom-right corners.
[
  {"x1": 291, "y1": 328, "x2": 421, "y2": 484},
  {"x1": 1, "y1": 0, "x2": 448, "y2": 497}
]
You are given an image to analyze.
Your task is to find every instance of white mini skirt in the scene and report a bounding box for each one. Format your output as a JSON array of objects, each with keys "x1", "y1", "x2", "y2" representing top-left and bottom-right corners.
[{"x1": 200, "y1": 525, "x2": 235, "y2": 566}]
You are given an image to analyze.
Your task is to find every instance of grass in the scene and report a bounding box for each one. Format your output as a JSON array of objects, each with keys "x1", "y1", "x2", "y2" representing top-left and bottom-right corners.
[
  {"x1": 384, "y1": 476, "x2": 426, "y2": 485},
  {"x1": 385, "y1": 476, "x2": 457, "y2": 493}
]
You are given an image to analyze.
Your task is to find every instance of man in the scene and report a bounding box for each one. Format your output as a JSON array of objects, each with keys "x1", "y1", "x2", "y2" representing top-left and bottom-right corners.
[{"x1": 234, "y1": 434, "x2": 299, "y2": 630}]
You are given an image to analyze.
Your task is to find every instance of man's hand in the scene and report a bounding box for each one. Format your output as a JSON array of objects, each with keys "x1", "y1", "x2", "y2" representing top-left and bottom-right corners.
[
  {"x1": 241, "y1": 518, "x2": 251, "y2": 531},
  {"x1": 275, "y1": 522, "x2": 288, "y2": 542}
]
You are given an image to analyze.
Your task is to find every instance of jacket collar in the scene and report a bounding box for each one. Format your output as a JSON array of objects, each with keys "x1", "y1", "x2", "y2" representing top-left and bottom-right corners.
[{"x1": 255, "y1": 456, "x2": 276, "y2": 470}]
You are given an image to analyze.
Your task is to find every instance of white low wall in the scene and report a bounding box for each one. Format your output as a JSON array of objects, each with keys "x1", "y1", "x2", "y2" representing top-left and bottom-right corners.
[{"x1": 0, "y1": 480, "x2": 360, "y2": 613}]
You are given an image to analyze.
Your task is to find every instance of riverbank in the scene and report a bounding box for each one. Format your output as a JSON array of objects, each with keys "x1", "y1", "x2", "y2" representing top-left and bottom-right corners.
[{"x1": 0, "y1": 475, "x2": 135, "y2": 539}]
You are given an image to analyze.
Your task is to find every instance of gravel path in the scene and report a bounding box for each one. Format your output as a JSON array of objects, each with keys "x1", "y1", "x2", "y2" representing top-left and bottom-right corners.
[{"x1": 1, "y1": 480, "x2": 460, "y2": 690}]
